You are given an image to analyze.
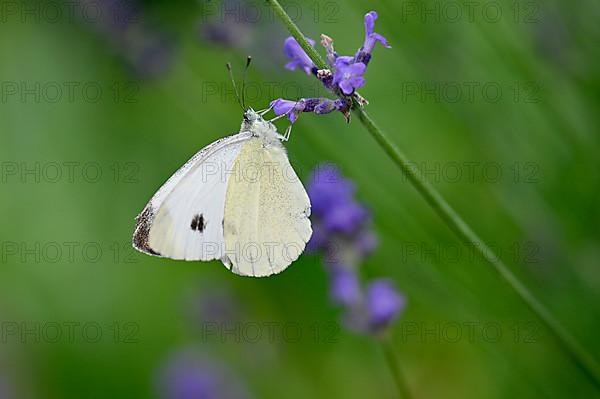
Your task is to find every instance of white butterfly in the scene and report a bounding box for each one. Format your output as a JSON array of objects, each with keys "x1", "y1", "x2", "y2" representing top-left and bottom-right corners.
[{"x1": 132, "y1": 109, "x2": 312, "y2": 277}]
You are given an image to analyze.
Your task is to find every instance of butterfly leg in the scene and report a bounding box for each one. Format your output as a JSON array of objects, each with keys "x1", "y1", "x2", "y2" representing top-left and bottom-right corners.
[
  {"x1": 257, "y1": 104, "x2": 274, "y2": 116},
  {"x1": 274, "y1": 125, "x2": 291, "y2": 142},
  {"x1": 283, "y1": 124, "x2": 292, "y2": 141},
  {"x1": 268, "y1": 113, "x2": 288, "y2": 123}
]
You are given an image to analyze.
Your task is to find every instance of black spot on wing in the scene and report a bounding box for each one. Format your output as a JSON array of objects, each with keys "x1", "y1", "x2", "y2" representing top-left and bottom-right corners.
[{"x1": 191, "y1": 214, "x2": 206, "y2": 233}]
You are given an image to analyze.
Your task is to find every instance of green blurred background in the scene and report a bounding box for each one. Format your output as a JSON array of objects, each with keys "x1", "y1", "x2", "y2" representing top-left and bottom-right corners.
[{"x1": 1, "y1": 0, "x2": 599, "y2": 397}]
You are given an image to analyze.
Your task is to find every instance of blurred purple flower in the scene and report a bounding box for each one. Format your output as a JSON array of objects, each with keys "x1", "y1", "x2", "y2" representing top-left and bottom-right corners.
[
  {"x1": 129, "y1": 36, "x2": 176, "y2": 79},
  {"x1": 329, "y1": 265, "x2": 362, "y2": 306},
  {"x1": 307, "y1": 167, "x2": 355, "y2": 217},
  {"x1": 77, "y1": 0, "x2": 176, "y2": 79},
  {"x1": 306, "y1": 164, "x2": 406, "y2": 335},
  {"x1": 356, "y1": 230, "x2": 378, "y2": 258},
  {"x1": 284, "y1": 36, "x2": 316, "y2": 75},
  {"x1": 365, "y1": 280, "x2": 406, "y2": 332},
  {"x1": 333, "y1": 58, "x2": 366, "y2": 95},
  {"x1": 188, "y1": 286, "x2": 239, "y2": 328},
  {"x1": 322, "y1": 200, "x2": 369, "y2": 234},
  {"x1": 158, "y1": 350, "x2": 250, "y2": 399},
  {"x1": 198, "y1": 0, "x2": 253, "y2": 49},
  {"x1": 306, "y1": 221, "x2": 326, "y2": 252},
  {"x1": 307, "y1": 165, "x2": 370, "y2": 238}
]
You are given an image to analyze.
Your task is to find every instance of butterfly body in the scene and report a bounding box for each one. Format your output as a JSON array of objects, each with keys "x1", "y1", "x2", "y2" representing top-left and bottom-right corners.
[{"x1": 133, "y1": 109, "x2": 312, "y2": 277}]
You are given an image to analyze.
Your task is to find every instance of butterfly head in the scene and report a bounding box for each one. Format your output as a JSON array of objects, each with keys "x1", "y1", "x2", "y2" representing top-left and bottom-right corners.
[
  {"x1": 243, "y1": 108, "x2": 260, "y2": 123},
  {"x1": 242, "y1": 108, "x2": 270, "y2": 132},
  {"x1": 242, "y1": 108, "x2": 281, "y2": 145}
]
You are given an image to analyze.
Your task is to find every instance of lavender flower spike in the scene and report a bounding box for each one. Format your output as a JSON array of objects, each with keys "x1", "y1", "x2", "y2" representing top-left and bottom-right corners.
[
  {"x1": 284, "y1": 36, "x2": 317, "y2": 75},
  {"x1": 357, "y1": 11, "x2": 391, "y2": 64},
  {"x1": 333, "y1": 57, "x2": 366, "y2": 95},
  {"x1": 270, "y1": 98, "x2": 349, "y2": 123}
]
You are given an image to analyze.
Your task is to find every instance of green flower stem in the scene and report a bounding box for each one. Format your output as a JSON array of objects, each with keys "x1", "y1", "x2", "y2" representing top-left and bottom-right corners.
[
  {"x1": 381, "y1": 337, "x2": 413, "y2": 399},
  {"x1": 265, "y1": 0, "x2": 600, "y2": 387},
  {"x1": 355, "y1": 106, "x2": 600, "y2": 387}
]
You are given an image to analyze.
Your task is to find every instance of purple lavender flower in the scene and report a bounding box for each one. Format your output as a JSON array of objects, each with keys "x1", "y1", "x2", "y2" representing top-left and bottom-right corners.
[
  {"x1": 365, "y1": 280, "x2": 406, "y2": 332},
  {"x1": 322, "y1": 200, "x2": 369, "y2": 234},
  {"x1": 270, "y1": 98, "x2": 305, "y2": 123},
  {"x1": 307, "y1": 166, "x2": 355, "y2": 217},
  {"x1": 341, "y1": 280, "x2": 405, "y2": 334},
  {"x1": 158, "y1": 350, "x2": 250, "y2": 399},
  {"x1": 306, "y1": 165, "x2": 372, "y2": 254},
  {"x1": 309, "y1": 171, "x2": 368, "y2": 236},
  {"x1": 284, "y1": 36, "x2": 316, "y2": 75},
  {"x1": 356, "y1": 11, "x2": 391, "y2": 65},
  {"x1": 363, "y1": 11, "x2": 391, "y2": 53},
  {"x1": 333, "y1": 58, "x2": 366, "y2": 95},
  {"x1": 278, "y1": 10, "x2": 388, "y2": 99},
  {"x1": 329, "y1": 264, "x2": 362, "y2": 306}
]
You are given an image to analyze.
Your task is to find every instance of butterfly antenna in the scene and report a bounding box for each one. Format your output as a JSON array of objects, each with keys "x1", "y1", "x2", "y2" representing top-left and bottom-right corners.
[
  {"x1": 241, "y1": 56, "x2": 252, "y2": 110},
  {"x1": 226, "y1": 62, "x2": 243, "y2": 111}
]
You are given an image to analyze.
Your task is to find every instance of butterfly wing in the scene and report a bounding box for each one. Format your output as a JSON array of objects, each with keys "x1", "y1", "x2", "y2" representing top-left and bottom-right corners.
[
  {"x1": 222, "y1": 139, "x2": 312, "y2": 276},
  {"x1": 133, "y1": 132, "x2": 252, "y2": 261}
]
